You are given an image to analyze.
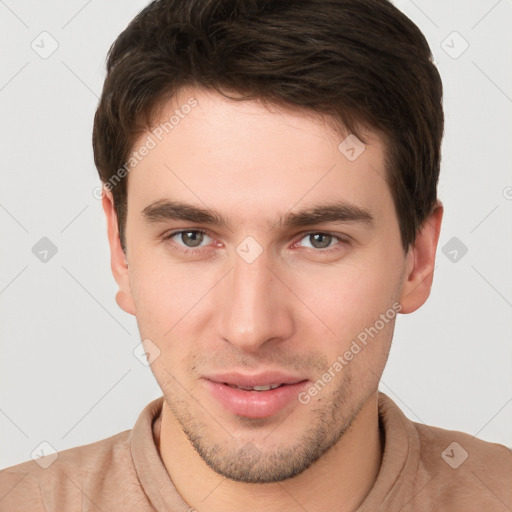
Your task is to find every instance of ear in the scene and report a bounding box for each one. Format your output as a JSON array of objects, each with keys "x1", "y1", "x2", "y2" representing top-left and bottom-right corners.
[
  {"x1": 101, "y1": 187, "x2": 136, "y2": 316},
  {"x1": 399, "y1": 201, "x2": 443, "y2": 314}
]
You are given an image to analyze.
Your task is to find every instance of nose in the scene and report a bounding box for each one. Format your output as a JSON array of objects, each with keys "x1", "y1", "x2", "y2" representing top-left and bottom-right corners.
[{"x1": 218, "y1": 245, "x2": 295, "y2": 352}]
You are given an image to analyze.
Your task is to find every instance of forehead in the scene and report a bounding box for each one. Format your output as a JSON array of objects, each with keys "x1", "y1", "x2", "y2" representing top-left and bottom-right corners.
[{"x1": 126, "y1": 86, "x2": 393, "y2": 229}]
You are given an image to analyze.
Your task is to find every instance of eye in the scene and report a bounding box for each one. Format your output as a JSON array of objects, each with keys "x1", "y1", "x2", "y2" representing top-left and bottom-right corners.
[
  {"x1": 164, "y1": 229, "x2": 214, "y2": 252},
  {"x1": 295, "y1": 232, "x2": 347, "y2": 252},
  {"x1": 162, "y1": 229, "x2": 349, "y2": 256}
]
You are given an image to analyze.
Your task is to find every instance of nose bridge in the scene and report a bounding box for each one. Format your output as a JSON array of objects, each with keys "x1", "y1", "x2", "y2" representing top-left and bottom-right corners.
[{"x1": 220, "y1": 242, "x2": 293, "y2": 351}]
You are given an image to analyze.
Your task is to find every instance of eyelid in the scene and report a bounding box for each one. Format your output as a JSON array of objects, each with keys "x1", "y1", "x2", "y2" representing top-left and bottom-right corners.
[
  {"x1": 162, "y1": 228, "x2": 213, "y2": 253},
  {"x1": 165, "y1": 228, "x2": 210, "y2": 239},
  {"x1": 292, "y1": 230, "x2": 350, "y2": 251}
]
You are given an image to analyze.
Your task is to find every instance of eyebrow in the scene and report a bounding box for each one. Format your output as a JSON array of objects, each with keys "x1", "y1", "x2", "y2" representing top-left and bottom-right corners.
[{"x1": 141, "y1": 199, "x2": 375, "y2": 230}]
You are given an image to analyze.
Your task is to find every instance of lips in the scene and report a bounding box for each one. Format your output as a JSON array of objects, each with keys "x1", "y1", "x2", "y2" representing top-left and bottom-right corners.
[
  {"x1": 203, "y1": 371, "x2": 309, "y2": 418},
  {"x1": 205, "y1": 371, "x2": 306, "y2": 388}
]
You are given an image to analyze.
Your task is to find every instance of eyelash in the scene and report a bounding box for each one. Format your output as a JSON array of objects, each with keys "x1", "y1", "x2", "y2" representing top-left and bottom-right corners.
[{"x1": 162, "y1": 229, "x2": 349, "y2": 256}]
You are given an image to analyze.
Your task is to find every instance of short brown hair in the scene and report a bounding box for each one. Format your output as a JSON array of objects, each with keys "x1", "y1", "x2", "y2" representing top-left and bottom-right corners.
[{"x1": 93, "y1": 0, "x2": 443, "y2": 253}]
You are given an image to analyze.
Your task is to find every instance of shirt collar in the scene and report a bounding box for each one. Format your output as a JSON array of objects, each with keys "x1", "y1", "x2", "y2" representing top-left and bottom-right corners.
[{"x1": 130, "y1": 396, "x2": 191, "y2": 511}]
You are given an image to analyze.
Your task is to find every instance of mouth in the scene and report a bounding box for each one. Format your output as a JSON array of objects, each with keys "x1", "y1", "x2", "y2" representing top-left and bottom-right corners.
[
  {"x1": 203, "y1": 372, "x2": 309, "y2": 419},
  {"x1": 224, "y1": 383, "x2": 286, "y2": 391}
]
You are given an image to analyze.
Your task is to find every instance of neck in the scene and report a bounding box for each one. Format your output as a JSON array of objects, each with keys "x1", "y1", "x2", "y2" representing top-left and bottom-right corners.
[{"x1": 157, "y1": 391, "x2": 383, "y2": 512}]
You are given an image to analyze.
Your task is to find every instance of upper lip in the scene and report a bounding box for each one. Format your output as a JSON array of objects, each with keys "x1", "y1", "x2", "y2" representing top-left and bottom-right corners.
[{"x1": 204, "y1": 371, "x2": 308, "y2": 387}]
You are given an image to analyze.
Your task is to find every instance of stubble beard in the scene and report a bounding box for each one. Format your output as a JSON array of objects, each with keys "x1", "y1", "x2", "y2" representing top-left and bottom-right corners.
[{"x1": 163, "y1": 372, "x2": 369, "y2": 483}]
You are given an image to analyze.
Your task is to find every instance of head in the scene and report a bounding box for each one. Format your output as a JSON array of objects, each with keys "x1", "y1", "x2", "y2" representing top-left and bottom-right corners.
[{"x1": 94, "y1": 0, "x2": 443, "y2": 483}]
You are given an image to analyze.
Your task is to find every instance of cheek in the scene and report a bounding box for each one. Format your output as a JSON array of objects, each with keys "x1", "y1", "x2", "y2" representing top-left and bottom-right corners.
[
  {"x1": 127, "y1": 254, "x2": 192, "y2": 337},
  {"x1": 312, "y1": 262, "x2": 400, "y2": 316},
  {"x1": 290, "y1": 255, "x2": 403, "y2": 345}
]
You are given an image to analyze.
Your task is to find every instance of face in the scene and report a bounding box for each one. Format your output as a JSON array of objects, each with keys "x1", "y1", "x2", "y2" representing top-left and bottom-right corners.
[{"x1": 103, "y1": 86, "x2": 438, "y2": 483}]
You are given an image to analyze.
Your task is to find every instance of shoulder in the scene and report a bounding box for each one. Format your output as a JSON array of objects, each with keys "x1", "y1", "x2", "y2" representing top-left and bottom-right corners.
[
  {"x1": 0, "y1": 429, "x2": 132, "y2": 511},
  {"x1": 412, "y1": 420, "x2": 512, "y2": 508}
]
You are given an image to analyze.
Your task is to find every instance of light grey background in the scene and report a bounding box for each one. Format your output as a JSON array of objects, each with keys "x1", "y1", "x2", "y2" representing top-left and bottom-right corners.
[{"x1": 1, "y1": 0, "x2": 511, "y2": 469}]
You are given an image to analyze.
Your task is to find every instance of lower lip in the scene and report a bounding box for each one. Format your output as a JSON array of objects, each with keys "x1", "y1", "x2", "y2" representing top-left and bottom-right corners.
[{"x1": 204, "y1": 379, "x2": 309, "y2": 419}]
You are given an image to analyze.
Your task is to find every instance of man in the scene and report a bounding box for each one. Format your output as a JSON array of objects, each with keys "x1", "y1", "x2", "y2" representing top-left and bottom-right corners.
[{"x1": 1, "y1": 0, "x2": 510, "y2": 510}]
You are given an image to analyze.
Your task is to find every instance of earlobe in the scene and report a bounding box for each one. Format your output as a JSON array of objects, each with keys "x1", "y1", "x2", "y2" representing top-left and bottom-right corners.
[
  {"x1": 399, "y1": 202, "x2": 443, "y2": 314},
  {"x1": 101, "y1": 187, "x2": 136, "y2": 316}
]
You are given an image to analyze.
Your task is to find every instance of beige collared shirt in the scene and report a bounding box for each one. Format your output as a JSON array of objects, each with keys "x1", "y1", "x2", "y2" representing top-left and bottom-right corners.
[{"x1": 1, "y1": 392, "x2": 511, "y2": 511}]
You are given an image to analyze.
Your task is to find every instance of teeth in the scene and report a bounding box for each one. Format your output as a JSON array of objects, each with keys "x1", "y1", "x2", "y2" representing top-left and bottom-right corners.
[
  {"x1": 227, "y1": 383, "x2": 282, "y2": 391},
  {"x1": 252, "y1": 384, "x2": 281, "y2": 391}
]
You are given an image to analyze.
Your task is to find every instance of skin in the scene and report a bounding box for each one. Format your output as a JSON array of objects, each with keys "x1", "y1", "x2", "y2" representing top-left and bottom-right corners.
[{"x1": 102, "y1": 86, "x2": 443, "y2": 512}]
